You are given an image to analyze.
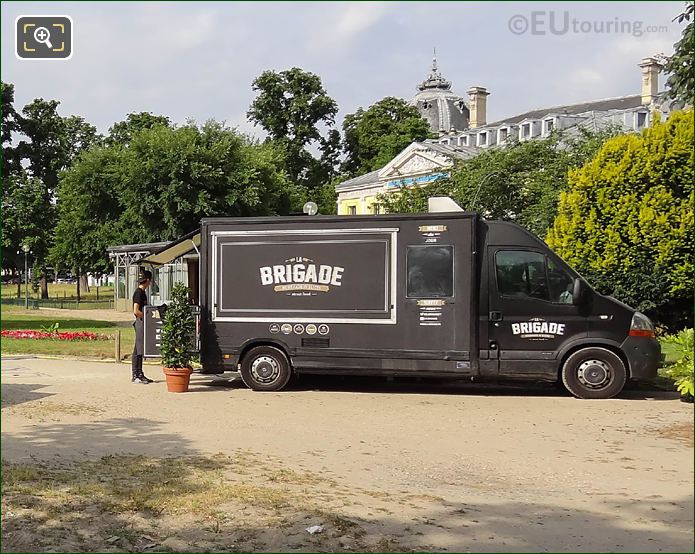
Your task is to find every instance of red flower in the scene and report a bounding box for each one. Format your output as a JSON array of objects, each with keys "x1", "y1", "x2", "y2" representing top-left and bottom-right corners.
[{"x1": 1, "y1": 330, "x2": 107, "y2": 341}]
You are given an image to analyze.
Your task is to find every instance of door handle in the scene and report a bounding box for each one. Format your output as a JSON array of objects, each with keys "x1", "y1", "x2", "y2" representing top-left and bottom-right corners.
[{"x1": 489, "y1": 311, "x2": 503, "y2": 322}]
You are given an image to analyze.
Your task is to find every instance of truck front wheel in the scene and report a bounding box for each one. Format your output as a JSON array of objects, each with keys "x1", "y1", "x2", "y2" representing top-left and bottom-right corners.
[
  {"x1": 240, "y1": 346, "x2": 291, "y2": 391},
  {"x1": 561, "y1": 347, "x2": 627, "y2": 399}
]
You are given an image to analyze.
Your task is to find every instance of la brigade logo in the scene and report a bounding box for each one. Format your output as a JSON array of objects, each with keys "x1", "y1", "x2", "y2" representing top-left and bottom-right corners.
[
  {"x1": 511, "y1": 317, "x2": 565, "y2": 340},
  {"x1": 259, "y1": 257, "x2": 344, "y2": 296}
]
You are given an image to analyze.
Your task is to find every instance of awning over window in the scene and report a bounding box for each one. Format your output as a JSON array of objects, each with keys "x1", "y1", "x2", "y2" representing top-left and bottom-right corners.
[{"x1": 139, "y1": 230, "x2": 201, "y2": 266}]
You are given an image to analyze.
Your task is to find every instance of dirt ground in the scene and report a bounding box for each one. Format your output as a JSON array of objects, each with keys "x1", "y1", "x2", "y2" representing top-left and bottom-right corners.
[
  {"x1": 29, "y1": 307, "x2": 134, "y2": 323},
  {"x1": 1, "y1": 357, "x2": 693, "y2": 553}
]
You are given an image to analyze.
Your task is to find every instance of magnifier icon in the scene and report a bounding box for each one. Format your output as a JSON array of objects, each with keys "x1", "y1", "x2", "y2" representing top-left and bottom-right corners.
[{"x1": 33, "y1": 27, "x2": 53, "y2": 49}]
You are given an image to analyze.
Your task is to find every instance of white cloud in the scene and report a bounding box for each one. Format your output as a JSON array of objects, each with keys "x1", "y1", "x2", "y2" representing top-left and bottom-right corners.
[{"x1": 309, "y1": 2, "x2": 392, "y2": 51}]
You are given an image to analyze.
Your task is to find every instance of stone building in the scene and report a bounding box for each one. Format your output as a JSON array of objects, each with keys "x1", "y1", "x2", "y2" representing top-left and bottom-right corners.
[{"x1": 335, "y1": 56, "x2": 671, "y2": 215}]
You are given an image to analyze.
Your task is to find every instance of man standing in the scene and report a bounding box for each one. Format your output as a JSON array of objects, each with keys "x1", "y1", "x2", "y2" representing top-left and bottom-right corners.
[{"x1": 132, "y1": 269, "x2": 154, "y2": 384}]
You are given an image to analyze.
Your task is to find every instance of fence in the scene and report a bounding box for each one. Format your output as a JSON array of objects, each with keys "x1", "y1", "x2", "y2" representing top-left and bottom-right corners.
[{"x1": 0, "y1": 297, "x2": 115, "y2": 310}]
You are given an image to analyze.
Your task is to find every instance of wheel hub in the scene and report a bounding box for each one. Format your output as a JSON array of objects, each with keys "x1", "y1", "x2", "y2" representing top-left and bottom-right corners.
[
  {"x1": 577, "y1": 359, "x2": 611, "y2": 388},
  {"x1": 251, "y1": 355, "x2": 280, "y2": 383}
]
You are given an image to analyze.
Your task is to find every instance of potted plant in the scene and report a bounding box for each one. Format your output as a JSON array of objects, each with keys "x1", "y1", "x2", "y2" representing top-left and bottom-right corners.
[{"x1": 160, "y1": 282, "x2": 195, "y2": 393}]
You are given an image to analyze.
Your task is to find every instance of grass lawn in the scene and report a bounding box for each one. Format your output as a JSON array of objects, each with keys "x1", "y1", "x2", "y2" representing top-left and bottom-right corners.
[
  {"x1": 1, "y1": 283, "x2": 114, "y2": 301},
  {"x1": 1, "y1": 310, "x2": 134, "y2": 359}
]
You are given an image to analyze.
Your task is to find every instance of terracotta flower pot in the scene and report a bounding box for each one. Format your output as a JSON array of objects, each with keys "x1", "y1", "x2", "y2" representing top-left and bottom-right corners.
[{"x1": 162, "y1": 367, "x2": 193, "y2": 393}]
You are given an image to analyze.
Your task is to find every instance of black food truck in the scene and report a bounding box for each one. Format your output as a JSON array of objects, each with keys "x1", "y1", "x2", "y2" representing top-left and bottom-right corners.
[{"x1": 142, "y1": 197, "x2": 659, "y2": 399}]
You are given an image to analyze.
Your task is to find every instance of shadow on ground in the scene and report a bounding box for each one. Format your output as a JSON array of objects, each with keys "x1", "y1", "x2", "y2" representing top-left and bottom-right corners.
[
  {"x1": 191, "y1": 372, "x2": 680, "y2": 401},
  {"x1": 0, "y1": 383, "x2": 54, "y2": 408},
  {"x1": 1, "y1": 416, "x2": 198, "y2": 461}
]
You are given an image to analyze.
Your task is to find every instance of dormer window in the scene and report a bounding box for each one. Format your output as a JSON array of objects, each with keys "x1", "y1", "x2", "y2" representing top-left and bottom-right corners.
[
  {"x1": 636, "y1": 112, "x2": 647, "y2": 129},
  {"x1": 459, "y1": 135, "x2": 468, "y2": 146},
  {"x1": 521, "y1": 123, "x2": 532, "y2": 139},
  {"x1": 544, "y1": 118, "x2": 554, "y2": 134},
  {"x1": 478, "y1": 132, "x2": 488, "y2": 146},
  {"x1": 499, "y1": 128, "x2": 509, "y2": 144}
]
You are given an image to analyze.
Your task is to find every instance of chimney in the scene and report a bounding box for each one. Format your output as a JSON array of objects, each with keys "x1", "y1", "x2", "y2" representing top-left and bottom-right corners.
[
  {"x1": 467, "y1": 86, "x2": 489, "y2": 128},
  {"x1": 638, "y1": 57, "x2": 662, "y2": 105}
]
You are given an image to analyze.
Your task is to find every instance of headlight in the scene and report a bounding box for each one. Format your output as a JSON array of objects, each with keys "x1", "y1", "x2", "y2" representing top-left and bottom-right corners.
[{"x1": 629, "y1": 312, "x2": 655, "y2": 337}]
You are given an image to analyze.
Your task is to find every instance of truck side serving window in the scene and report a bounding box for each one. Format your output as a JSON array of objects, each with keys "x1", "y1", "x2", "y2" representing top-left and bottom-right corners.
[
  {"x1": 495, "y1": 250, "x2": 549, "y2": 301},
  {"x1": 406, "y1": 245, "x2": 453, "y2": 298}
]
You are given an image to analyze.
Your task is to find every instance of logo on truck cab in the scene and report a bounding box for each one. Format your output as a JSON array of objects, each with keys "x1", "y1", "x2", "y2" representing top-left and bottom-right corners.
[
  {"x1": 259, "y1": 257, "x2": 344, "y2": 294},
  {"x1": 511, "y1": 317, "x2": 565, "y2": 340}
]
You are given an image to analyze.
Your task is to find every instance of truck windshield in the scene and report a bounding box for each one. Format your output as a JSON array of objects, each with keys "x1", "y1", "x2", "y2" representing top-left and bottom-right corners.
[{"x1": 495, "y1": 250, "x2": 574, "y2": 304}]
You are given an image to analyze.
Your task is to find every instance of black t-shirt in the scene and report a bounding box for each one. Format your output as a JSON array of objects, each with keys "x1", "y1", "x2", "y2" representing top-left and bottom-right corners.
[{"x1": 133, "y1": 287, "x2": 147, "y2": 315}]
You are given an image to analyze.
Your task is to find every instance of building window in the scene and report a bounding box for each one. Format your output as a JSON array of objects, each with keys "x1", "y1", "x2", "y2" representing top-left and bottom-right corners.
[
  {"x1": 636, "y1": 112, "x2": 647, "y2": 129},
  {"x1": 521, "y1": 123, "x2": 531, "y2": 139},
  {"x1": 478, "y1": 132, "x2": 488, "y2": 146},
  {"x1": 372, "y1": 204, "x2": 381, "y2": 215},
  {"x1": 406, "y1": 245, "x2": 454, "y2": 298},
  {"x1": 544, "y1": 118, "x2": 554, "y2": 134},
  {"x1": 459, "y1": 135, "x2": 468, "y2": 146},
  {"x1": 348, "y1": 205, "x2": 357, "y2": 215},
  {"x1": 499, "y1": 128, "x2": 508, "y2": 143},
  {"x1": 441, "y1": 139, "x2": 450, "y2": 145}
]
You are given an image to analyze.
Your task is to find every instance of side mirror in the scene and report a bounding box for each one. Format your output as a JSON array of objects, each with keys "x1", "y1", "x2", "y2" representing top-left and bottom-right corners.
[{"x1": 572, "y1": 278, "x2": 584, "y2": 306}]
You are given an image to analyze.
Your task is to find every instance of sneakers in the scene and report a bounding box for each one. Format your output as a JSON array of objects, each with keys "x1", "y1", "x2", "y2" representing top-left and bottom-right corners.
[
  {"x1": 142, "y1": 376, "x2": 154, "y2": 383},
  {"x1": 132, "y1": 377, "x2": 150, "y2": 384}
]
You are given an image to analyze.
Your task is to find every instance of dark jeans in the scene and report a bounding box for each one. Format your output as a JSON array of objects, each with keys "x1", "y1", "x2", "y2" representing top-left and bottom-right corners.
[
  {"x1": 131, "y1": 353, "x2": 144, "y2": 379},
  {"x1": 132, "y1": 317, "x2": 145, "y2": 379}
]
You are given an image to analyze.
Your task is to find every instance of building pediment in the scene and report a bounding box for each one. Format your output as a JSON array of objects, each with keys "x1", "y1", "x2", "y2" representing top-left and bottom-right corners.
[{"x1": 378, "y1": 143, "x2": 454, "y2": 180}]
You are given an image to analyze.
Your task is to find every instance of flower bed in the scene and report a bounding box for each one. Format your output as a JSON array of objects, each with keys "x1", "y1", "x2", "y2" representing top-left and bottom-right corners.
[{"x1": 1, "y1": 330, "x2": 108, "y2": 341}]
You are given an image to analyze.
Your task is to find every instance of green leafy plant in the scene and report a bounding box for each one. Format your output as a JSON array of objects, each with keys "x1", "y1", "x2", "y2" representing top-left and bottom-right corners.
[
  {"x1": 160, "y1": 282, "x2": 195, "y2": 370},
  {"x1": 661, "y1": 328, "x2": 694, "y2": 399},
  {"x1": 40, "y1": 322, "x2": 59, "y2": 334}
]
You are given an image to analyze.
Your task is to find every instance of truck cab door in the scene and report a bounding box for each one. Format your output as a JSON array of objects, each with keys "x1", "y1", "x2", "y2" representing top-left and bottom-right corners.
[{"x1": 488, "y1": 247, "x2": 587, "y2": 376}]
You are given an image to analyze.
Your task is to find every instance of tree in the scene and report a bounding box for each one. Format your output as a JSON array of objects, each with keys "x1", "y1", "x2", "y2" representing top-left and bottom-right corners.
[
  {"x1": 2, "y1": 171, "x2": 53, "y2": 287},
  {"x1": 663, "y1": 3, "x2": 694, "y2": 104},
  {"x1": 107, "y1": 112, "x2": 171, "y2": 145},
  {"x1": 247, "y1": 68, "x2": 339, "y2": 190},
  {"x1": 547, "y1": 110, "x2": 693, "y2": 329},
  {"x1": 116, "y1": 121, "x2": 298, "y2": 241},
  {"x1": 342, "y1": 97, "x2": 433, "y2": 176},
  {"x1": 10, "y1": 98, "x2": 101, "y2": 297},
  {"x1": 1, "y1": 81, "x2": 20, "y2": 178},
  {"x1": 50, "y1": 146, "x2": 125, "y2": 299},
  {"x1": 379, "y1": 127, "x2": 621, "y2": 237}
]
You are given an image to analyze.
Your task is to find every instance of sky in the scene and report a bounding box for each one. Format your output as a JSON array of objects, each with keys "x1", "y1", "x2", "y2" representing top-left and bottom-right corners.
[{"x1": 1, "y1": 1, "x2": 686, "y2": 138}]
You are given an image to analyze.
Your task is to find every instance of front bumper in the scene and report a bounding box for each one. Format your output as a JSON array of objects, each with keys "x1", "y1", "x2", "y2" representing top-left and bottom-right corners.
[{"x1": 620, "y1": 336, "x2": 661, "y2": 380}]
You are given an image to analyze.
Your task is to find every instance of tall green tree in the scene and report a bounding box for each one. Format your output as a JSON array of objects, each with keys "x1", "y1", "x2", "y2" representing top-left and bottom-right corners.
[
  {"x1": 107, "y1": 112, "x2": 171, "y2": 145},
  {"x1": 664, "y1": 2, "x2": 694, "y2": 104},
  {"x1": 342, "y1": 97, "x2": 433, "y2": 176},
  {"x1": 2, "y1": 171, "x2": 53, "y2": 287},
  {"x1": 247, "y1": 68, "x2": 339, "y2": 190},
  {"x1": 116, "y1": 121, "x2": 297, "y2": 240},
  {"x1": 547, "y1": 110, "x2": 693, "y2": 329},
  {"x1": 1, "y1": 81, "x2": 20, "y2": 178},
  {"x1": 50, "y1": 146, "x2": 126, "y2": 299},
  {"x1": 9, "y1": 98, "x2": 101, "y2": 297},
  {"x1": 379, "y1": 127, "x2": 621, "y2": 237}
]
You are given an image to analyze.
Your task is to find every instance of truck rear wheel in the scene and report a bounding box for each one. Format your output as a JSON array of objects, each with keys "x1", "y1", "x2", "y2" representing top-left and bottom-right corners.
[
  {"x1": 240, "y1": 346, "x2": 291, "y2": 392},
  {"x1": 561, "y1": 347, "x2": 627, "y2": 399}
]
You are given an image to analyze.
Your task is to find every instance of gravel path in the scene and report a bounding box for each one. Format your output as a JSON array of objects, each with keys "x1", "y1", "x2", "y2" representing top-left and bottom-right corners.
[{"x1": 2, "y1": 357, "x2": 692, "y2": 552}]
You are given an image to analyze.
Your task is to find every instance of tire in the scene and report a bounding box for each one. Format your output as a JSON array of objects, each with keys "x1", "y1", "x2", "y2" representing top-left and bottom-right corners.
[
  {"x1": 240, "y1": 345, "x2": 291, "y2": 392},
  {"x1": 561, "y1": 347, "x2": 627, "y2": 399}
]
